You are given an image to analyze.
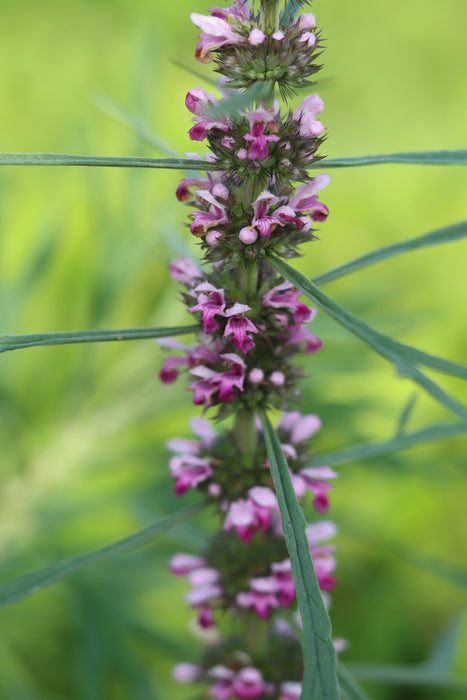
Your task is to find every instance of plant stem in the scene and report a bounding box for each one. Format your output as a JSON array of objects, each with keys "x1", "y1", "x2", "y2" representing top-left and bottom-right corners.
[
  {"x1": 260, "y1": 0, "x2": 280, "y2": 32},
  {"x1": 235, "y1": 408, "x2": 257, "y2": 466}
]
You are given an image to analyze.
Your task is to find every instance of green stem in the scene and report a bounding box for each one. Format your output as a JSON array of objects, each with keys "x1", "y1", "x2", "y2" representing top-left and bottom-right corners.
[
  {"x1": 235, "y1": 408, "x2": 257, "y2": 466},
  {"x1": 260, "y1": 0, "x2": 280, "y2": 32}
]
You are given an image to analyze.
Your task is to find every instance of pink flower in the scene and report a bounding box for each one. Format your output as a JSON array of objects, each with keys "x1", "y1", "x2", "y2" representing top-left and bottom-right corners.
[
  {"x1": 286, "y1": 324, "x2": 322, "y2": 354},
  {"x1": 279, "y1": 682, "x2": 301, "y2": 700},
  {"x1": 224, "y1": 303, "x2": 259, "y2": 353},
  {"x1": 190, "y1": 190, "x2": 229, "y2": 236},
  {"x1": 169, "y1": 553, "x2": 207, "y2": 576},
  {"x1": 244, "y1": 121, "x2": 280, "y2": 161},
  {"x1": 289, "y1": 175, "x2": 331, "y2": 221},
  {"x1": 271, "y1": 559, "x2": 296, "y2": 607},
  {"x1": 190, "y1": 282, "x2": 226, "y2": 333},
  {"x1": 224, "y1": 486, "x2": 279, "y2": 541},
  {"x1": 169, "y1": 453, "x2": 213, "y2": 495},
  {"x1": 232, "y1": 668, "x2": 272, "y2": 699},
  {"x1": 278, "y1": 411, "x2": 322, "y2": 443},
  {"x1": 236, "y1": 576, "x2": 280, "y2": 620},
  {"x1": 294, "y1": 94, "x2": 325, "y2": 138},
  {"x1": 173, "y1": 662, "x2": 202, "y2": 683},
  {"x1": 294, "y1": 466, "x2": 338, "y2": 512},
  {"x1": 263, "y1": 281, "x2": 313, "y2": 324},
  {"x1": 191, "y1": 12, "x2": 246, "y2": 62},
  {"x1": 169, "y1": 257, "x2": 203, "y2": 286},
  {"x1": 211, "y1": 352, "x2": 246, "y2": 401}
]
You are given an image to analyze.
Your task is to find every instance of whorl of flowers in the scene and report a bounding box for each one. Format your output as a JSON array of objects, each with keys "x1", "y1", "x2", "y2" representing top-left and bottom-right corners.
[{"x1": 159, "y1": 2, "x2": 341, "y2": 697}]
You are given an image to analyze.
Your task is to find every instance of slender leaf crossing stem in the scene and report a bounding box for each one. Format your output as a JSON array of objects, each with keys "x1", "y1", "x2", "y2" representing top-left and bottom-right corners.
[{"x1": 0, "y1": 325, "x2": 199, "y2": 353}]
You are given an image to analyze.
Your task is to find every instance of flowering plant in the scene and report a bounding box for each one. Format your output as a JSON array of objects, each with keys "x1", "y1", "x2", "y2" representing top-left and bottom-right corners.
[{"x1": 0, "y1": 1, "x2": 466, "y2": 698}]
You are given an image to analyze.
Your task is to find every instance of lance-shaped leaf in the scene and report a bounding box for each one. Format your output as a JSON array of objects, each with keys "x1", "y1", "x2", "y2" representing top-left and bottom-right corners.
[
  {"x1": 337, "y1": 665, "x2": 372, "y2": 700},
  {"x1": 311, "y1": 420, "x2": 467, "y2": 468},
  {"x1": 310, "y1": 150, "x2": 467, "y2": 169},
  {"x1": 207, "y1": 81, "x2": 274, "y2": 119},
  {"x1": 313, "y1": 221, "x2": 467, "y2": 286},
  {"x1": 0, "y1": 153, "x2": 218, "y2": 170},
  {"x1": 267, "y1": 255, "x2": 467, "y2": 420},
  {"x1": 282, "y1": 1, "x2": 312, "y2": 25},
  {"x1": 345, "y1": 664, "x2": 467, "y2": 691},
  {"x1": 259, "y1": 410, "x2": 339, "y2": 700},
  {"x1": 93, "y1": 92, "x2": 180, "y2": 156},
  {"x1": 0, "y1": 504, "x2": 202, "y2": 610},
  {"x1": 0, "y1": 325, "x2": 198, "y2": 353}
]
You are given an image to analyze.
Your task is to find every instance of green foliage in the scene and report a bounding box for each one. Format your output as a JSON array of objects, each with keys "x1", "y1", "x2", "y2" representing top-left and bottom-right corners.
[{"x1": 260, "y1": 410, "x2": 339, "y2": 700}]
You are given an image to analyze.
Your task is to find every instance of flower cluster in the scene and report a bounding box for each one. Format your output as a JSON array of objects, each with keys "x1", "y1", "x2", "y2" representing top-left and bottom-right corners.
[{"x1": 158, "y1": 2, "x2": 341, "y2": 698}]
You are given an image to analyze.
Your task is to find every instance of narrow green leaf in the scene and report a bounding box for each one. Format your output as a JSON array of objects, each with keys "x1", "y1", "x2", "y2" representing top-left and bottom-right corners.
[
  {"x1": 425, "y1": 615, "x2": 463, "y2": 675},
  {"x1": 346, "y1": 664, "x2": 467, "y2": 691},
  {"x1": 0, "y1": 153, "x2": 218, "y2": 171},
  {"x1": 267, "y1": 255, "x2": 467, "y2": 420},
  {"x1": 171, "y1": 58, "x2": 218, "y2": 87},
  {"x1": 310, "y1": 150, "x2": 467, "y2": 169},
  {"x1": 337, "y1": 665, "x2": 372, "y2": 700},
  {"x1": 391, "y1": 543, "x2": 467, "y2": 590},
  {"x1": 0, "y1": 505, "x2": 203, "y2": 610},
  {"x1": 0, "y1": 325, "x2": 198, "y2": 353},
  {"x1": 92, "y1": 92, "x2": 180, "y2": 156},
  {"x1": 313, "y1": 221, "x2": 467, "y2": 286},
  {"x1": 282, "y1": 1, "x2": 311, "y2": 25},
  {"x1": 312, "y1": 421, "x2": 467, "y2": 468},
  {"x1": 207, "y1": 82, "x2": 274, "y2": 119},
  {"x1": 259, "y1": 410, "x2": 339, "y2": 700},
  {"x1": 395, "y1": 394, "x2": 418, "y2": 436}
]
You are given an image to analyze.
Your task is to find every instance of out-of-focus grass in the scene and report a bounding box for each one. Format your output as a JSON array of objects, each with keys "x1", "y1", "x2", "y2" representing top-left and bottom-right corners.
[{"x1": 0, "y1": 0, "x2": 466, "y2": 698}]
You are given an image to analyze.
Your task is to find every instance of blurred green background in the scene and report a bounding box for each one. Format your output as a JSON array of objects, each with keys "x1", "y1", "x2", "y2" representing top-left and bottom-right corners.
[{"x1": 0, "y1": 0, "x2": 466, "y2": 698}]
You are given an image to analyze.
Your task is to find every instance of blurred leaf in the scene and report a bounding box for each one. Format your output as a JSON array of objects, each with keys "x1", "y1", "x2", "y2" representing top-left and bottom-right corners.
[
  {"x1": 390, "y1": 543, "x2": 467, "y2": 590},
  {"x1": 0, "y1": 504, "x2": 203, "y2": 610},
  {"x1": 313, "y1": 221, "x2": 467, "y2": 285},
  {"x1": 395, "y1": 394, "x2": 418, "y2": 435},
  {"x1": 259, "y1": 410, "x2": 339, "y2": 700},
  {"x1": 337, "y1": 665, "x2": 372, "y2": 700},
  {"x1": 311, "y1": 150, "x2": 467, "y2": 169},
  {"x1": 0, "y1": 325, "x2": 198, "y2": 353},
  {"x1": 93, "y1": 92, "x2": 180, "y2": 156},
  {"x1": 282, "y1": 1, "x2": 312, "y2": 25},
  {"x1": 207, "y1": 81, "x2": 274, "y2": 119},
  {"x1": 346, "y1": 663, "x2": 467, "y2": 691},
  {"x1": 0, "y1": 153, "x2": 216, "y2": 170},
  {"x1": 268, "y1": 255, "x2": 467, "y2": 420},
  {"x1": 424, "y1": 615, "x2": 464, "y2": 675},
  {"x1": 172, "y1": 58, "x2": 218, "y2": 86},
  {"x1": 312, "y1": 421, "x2": 467, "y2": 468}
]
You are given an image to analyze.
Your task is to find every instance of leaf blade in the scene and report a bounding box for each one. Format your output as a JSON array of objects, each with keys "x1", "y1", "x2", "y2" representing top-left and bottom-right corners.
[
  {"x1": 0, "y1": 325, "x2": 199, "y2": 353},
  {"x1": 311, "y1": 421, "x2": 467, "y2": 468},
  {"x1": 0, "y1": 505, "x2": 202, "y2": 610},
  {"x1": 259, "y1": 410, "x2": 339, "y2": 700},
  {"x1": 0, "y1": 153, "x2": 217, "y2": 170},
  {"x1": 337, "y1": 665, "x2": 372, "y2": 700},
  {"x1": 313, "y1": 221, "x2": 467, "y2": 286},
  {"x1": 310, "y1": 150, "x2": 467, "y2": 169},
  {"x1": 267, "y1": 255, "x2": 467, "y2": 420}
]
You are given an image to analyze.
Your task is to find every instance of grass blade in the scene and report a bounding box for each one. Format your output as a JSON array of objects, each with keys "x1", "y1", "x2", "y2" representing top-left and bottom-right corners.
[
  {"x1": 0, "y1": 153, "x2": 217, "y2": 170},
  {"x1": 310, "y1": 150, "x2": 467, "y2": 169},
  {"x1": 346, "y1": 664, "x2": 467, "y2": 691},
  {"x1": 92, "y1": 92, "x2": 180, "y2": 156},
  {"x1": 312, "y1": 421, "x2": 467, "y2": 468},
  {"x1": 0, "y1": 505, "x2": 202, "y2": 610},
  {"x1": 337, "y1": 665, "x2": 372, "y2": 700},
  {"x1": 313, "y1": 221, "x2": 467, "y2": 285},
  {"x1": 207, "y1": 82, "x2": 274, "y2": 119},
  {"x1": 259, "y1": 410, "x2": 339, "y2": 700},
  {"x1": 267, "y1": 255, "x2": 467, "y2": 420},
  {"x1": 0, "y1": 325, "x2": 199, "y2": 353}
]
